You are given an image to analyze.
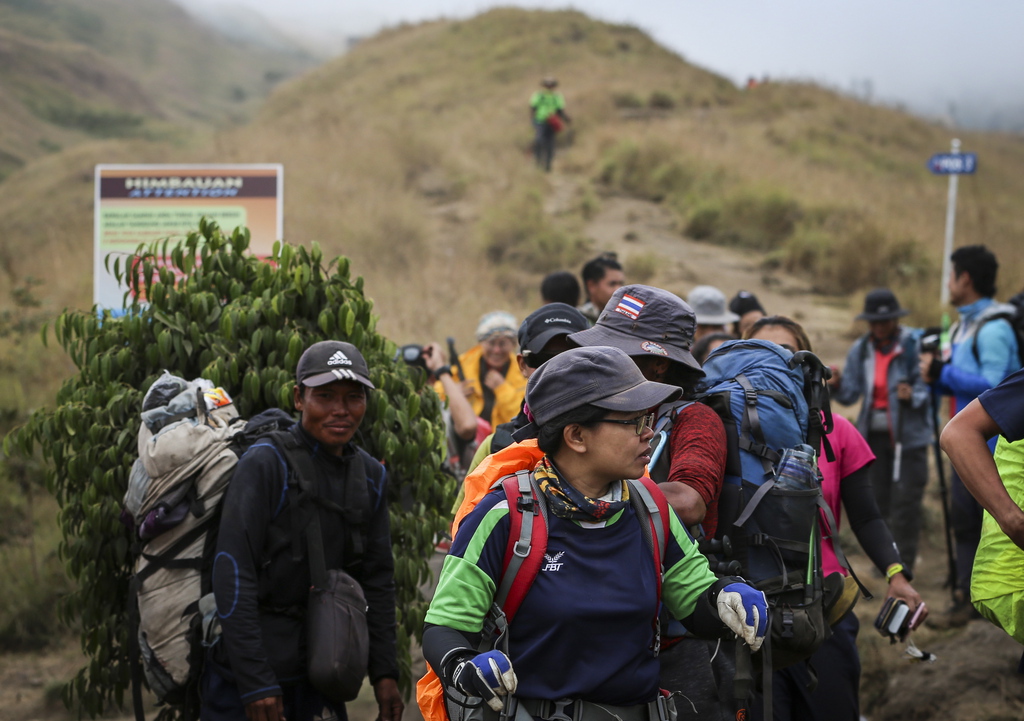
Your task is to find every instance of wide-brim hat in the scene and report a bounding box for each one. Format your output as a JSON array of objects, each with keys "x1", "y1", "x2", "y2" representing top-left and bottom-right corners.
[
  {"x1": 568, "y1": 284, "x2": 704, "y2": 374},
  {"x1": 688, "y1": 285, "x2": 740, "y2": 326},
  {"x1": 512, "y1": 345, "x2": 681, "y2": 441},
  {"x1": 856, "y1": 288, "x2": 910, "y2": 322}
]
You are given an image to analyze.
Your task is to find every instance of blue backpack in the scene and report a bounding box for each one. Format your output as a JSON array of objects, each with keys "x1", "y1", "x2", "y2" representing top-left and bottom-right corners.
[{"x1": 696, "y1": 339, "x2": 845, "y2": 672}]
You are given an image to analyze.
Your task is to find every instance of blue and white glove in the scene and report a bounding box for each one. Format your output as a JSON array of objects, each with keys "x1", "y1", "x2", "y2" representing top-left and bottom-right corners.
[
  {"x1": 450, "y1": 650, "x2": 518, "y2": 711},
  {"x1": 717, "y1": 583, "x2": 768, "y2": 652}
]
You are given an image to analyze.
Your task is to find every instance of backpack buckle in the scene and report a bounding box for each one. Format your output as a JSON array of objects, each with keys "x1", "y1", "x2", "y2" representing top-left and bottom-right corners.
[
  {"x1": 517, "y1": 497, "x2": 538, "y2": 514},
  {"x1": 744, "y1": 388, "x2": 758, "y2": 406},
  {"x1": 781, "y1": 607, "x2": 795, "y2": 638}
]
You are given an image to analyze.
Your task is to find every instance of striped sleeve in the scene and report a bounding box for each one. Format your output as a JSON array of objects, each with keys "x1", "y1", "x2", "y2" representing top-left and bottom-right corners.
[{"x1": 425, "y1": 490, "x2": 511, "y2": 632}]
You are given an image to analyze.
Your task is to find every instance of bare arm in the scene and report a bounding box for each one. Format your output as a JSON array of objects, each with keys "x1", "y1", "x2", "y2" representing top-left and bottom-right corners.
[
  {"x1": 941, "y1": 399, "x2": 1024, "y2": 550},
  {"x1": 657, "y1": 482, "x2": 707, "y2": 526},
  {"x1": 424, "y1": 342, "x2": 477, "y2": 441}
]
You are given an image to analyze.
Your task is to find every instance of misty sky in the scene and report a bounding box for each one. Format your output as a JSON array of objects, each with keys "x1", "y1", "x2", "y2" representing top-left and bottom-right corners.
[{"x1": 176, "y1": 0, "x2": 1024, "y2": 123}]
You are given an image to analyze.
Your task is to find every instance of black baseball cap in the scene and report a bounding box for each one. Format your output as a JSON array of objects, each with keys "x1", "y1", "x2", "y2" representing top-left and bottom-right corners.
[
  {"x1": 512, "y1": 346, "x2": 681, "y2": 441},
  {"x1": 296, "y1": 341, "x2": 374, "y2": 389},
  {"x1": 518, "y1": 303, "x2": 589, "y2": 355},
  {"x1": 729, "y1": 290, "x2": 765, "y2": 317},
  {"x1": 856, "y1": 288, "x2": 910, "y2": 322},
  {"x1": 568, "y1": 284, "x2": 704, "y2": 374}
]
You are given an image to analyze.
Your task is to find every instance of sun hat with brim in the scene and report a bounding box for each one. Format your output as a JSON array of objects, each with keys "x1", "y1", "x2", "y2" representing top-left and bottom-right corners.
[
  {"x1": 296, "y1": 341, "x2": 375, "y2": 390},
  {"x1": 568, "y1": 284, "x2": 704, "y2": 375},
  {"x1": 511, "y1": 345, "x2": 681, "y2": 441},
  {"x1": 476, "y1": 311, "x2": 518, "y2": 342},
  {"x1": 855, "y1": 288, "x2": 910, "y2": 322},
  {"x1": 688, "y1": 285, "x2": 740, "y2": 326}
]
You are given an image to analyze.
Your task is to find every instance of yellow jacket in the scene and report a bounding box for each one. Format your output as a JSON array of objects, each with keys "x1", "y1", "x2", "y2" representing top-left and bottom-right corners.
[{"x1": 435, "y1": 344, "x2": 526, "y2": 429}]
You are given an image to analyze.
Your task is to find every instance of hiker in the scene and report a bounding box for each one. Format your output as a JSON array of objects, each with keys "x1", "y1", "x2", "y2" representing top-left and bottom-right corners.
[
  {"x1": 530, "y1": 77, "x2": 571, "y2": 171},
  {"x1": 920, "y1": 244, "x2": 1021, "y2": 626},
  {"x1": 468, "y1": 303, "x2": 589, "y2": 469},
  {"x1": 422, "y1": 346, "x2": 768, "y2": 721},
  {"x1": 568, "y1": 285, "x2": 735, "y2": 720},
  {"x1": 829, "y1": 288, "x2": 932, "y2": 574},
  {"x1": 940, "y1": 368, "x2": 1024, "y2": 653},
  {"x1": 205, "y1": 341, "x2": 403, "y2": 721},
  {"x1": 688, "y1": 286, "x2": 740, "y2": 343},
  {"x1": 728, "y1": 290, "x2": 766, "y2": 338},
  {"x1": 398, "y1": 341, "x2": 478, "y2": 478},
  {"x1": 445, "y1": 311, "x2": 527, "y2": 430},
  {"x1": 744, "y1": 317, "x2": 926, "y2": 721},
  {"x1": 540, "y1": 270, "x2": 581, "y2": 307},
  {"x1": 692, "y1": 332, "x2": 735, "y2": 366},
  {"x1": 578, "y1": 252, "x2": 625, "y2": 325}
]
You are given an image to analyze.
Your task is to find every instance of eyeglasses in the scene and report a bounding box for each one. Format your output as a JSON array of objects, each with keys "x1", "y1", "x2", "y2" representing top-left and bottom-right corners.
[{"x1": 593, "y1": 412, "x2": 655, "y2": 436}]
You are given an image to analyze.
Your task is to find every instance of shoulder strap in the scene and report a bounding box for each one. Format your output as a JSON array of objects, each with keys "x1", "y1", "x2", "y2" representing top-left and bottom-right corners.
[
  {"x1": 971, "y1": 311, "x2": 1019, "y2": 363},
  {"x1": 495, "y1": 470, "x2": 548, "y2": 622},
  {"x1": 627, "y1": 477, "x2": 671, "y2": 654}
]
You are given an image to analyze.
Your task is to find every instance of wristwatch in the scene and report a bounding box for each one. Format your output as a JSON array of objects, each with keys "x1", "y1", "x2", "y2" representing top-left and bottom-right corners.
[{"x1": 434, "y1": 365, "x2": 452, "y2": 378}]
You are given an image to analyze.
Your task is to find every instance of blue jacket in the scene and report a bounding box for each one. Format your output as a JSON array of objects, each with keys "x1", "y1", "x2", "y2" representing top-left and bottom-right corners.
[
  {"x1": 833, "y1": 325, "x2": 933, "y2": 449},
  {"x1": 935, "y1": 297, "x2": 1021, "y2": 415}
]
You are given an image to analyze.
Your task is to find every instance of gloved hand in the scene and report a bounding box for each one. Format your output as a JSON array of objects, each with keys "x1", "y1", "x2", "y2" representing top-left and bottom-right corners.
[
  {"x1": 450, "y1": 650, "x2": 518, "y2": 711},
  {"x1": 717, "y1": 583, "x2": 768, "y2": 652}
]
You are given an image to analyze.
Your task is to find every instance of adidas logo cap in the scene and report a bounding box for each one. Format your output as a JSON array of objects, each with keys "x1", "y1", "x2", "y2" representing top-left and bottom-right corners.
[{"x1": 296, "y1": 340, "x2": 375, "y2": 389}]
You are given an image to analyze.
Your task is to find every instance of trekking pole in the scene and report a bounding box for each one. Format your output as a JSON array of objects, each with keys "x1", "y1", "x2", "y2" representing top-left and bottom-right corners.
[
  {"x1": 892, "y1": 383, "x2": 908, "y2": 483},
  {"x1": 929, "y1": 390, "x2": 958, "y2": 602},
  {"x1": 447, "y1": 337, "x2": 465, "y2": 381}
]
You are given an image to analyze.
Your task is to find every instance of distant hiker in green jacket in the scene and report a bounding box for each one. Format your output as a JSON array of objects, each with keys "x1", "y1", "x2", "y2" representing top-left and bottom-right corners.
[{"x1": 530, "y1": 77, "x2": 571, "y2": 171}]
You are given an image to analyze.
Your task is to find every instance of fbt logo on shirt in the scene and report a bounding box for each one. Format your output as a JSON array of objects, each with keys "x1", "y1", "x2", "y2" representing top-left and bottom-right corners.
[{"x1": 542, "y1": 551, "x2": 564, "y2": 572}]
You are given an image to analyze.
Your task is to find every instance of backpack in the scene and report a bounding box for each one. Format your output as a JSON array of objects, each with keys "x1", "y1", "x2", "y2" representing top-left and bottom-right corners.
[
  {"x1": 968, "y1": 295, "x2": 1024, "y2": 368},
  {"x1": 646, "y1": 400, "x2": 695, "y2": 485},
  {"x1": 123, "y1": 373, "x2": 362, "y2": 721},
  {"x1": 694, "y1": 340, "x2": 863, "y2": 672},
  {"x1": 418, "y1": 471, "x2": 671, "y2": 721}
]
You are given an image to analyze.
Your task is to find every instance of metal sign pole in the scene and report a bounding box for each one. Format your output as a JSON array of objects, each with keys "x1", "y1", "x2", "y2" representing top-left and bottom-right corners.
[{"x1": 939, "y1": 138, "x2": 961, "y2": 308}]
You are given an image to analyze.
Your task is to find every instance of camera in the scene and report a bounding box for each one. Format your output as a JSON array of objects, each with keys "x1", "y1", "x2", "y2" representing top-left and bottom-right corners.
[
  {"x1": 920, "y1": 326, "x2": 942, "y2": 355},
  {"x1": 874, "y1": 598, "x2": 926, "y2": 641},
  {"x1": 395, "y1": 344, "x2": 427, "y2": 370}
]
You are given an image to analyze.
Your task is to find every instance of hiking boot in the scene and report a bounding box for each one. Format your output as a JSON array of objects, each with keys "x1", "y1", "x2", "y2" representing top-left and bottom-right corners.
[{"x1": 926, "y1": 591, "x2": 981, "y2": 630}]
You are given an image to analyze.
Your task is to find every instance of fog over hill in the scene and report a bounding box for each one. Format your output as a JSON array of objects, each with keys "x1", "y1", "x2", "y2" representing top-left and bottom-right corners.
[
  {"x1": 0, "y1": 0, "x2": 318, "y2": 181},
  {"x1": 172, "y1": 0, "x2": 1024, "y2": 132}
]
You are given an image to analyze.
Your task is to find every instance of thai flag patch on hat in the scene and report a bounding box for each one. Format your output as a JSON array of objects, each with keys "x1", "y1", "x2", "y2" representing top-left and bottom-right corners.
[{"x1": 614, "y1": 293, "x2": 646, "y2": 320}]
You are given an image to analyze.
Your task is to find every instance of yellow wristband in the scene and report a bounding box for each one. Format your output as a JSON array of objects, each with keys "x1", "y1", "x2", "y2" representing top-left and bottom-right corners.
[{"x1": 886, "y1": 563, "x2": 904, "y2": 582}]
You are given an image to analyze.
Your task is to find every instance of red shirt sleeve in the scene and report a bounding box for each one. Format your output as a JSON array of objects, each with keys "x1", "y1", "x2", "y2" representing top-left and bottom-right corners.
[{"x1": 665, "y1": 402, "x2": 727, "y2": 538}]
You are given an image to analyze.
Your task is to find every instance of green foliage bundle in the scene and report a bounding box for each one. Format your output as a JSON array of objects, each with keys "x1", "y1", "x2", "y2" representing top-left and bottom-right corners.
[{"x1": 4, "y1": 221, "x2": 455, "y2": 716}]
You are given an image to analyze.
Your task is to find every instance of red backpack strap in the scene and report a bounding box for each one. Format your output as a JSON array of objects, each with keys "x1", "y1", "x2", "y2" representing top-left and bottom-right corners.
[{"x1": 494, "y1": 470, "x2": 548, "y2": 624}]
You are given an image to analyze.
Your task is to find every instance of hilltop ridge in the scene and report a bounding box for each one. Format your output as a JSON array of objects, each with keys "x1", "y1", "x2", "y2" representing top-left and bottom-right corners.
[
  {"x1": 0, "y1": 0, "x2": 317, "y2": 180},
  {"x1": 2, "y1": 8, "x2": 1024, "y2": 391}
]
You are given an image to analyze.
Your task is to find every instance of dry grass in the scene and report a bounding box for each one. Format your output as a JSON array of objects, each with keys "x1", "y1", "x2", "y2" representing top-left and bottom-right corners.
[{"x1": 0, "y1": 6, "x2": 1022, "y2": 388}]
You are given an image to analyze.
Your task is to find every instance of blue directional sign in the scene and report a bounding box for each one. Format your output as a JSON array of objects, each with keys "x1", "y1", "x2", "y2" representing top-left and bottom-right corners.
[{"x1": 928, "y1": 152, "x2": 977, "y2": 175}]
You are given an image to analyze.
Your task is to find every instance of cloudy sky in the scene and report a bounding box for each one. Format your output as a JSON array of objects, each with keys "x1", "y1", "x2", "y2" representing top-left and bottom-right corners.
[{"x1": 175, "y1": 0, "x2": 1024, "y2": 127}]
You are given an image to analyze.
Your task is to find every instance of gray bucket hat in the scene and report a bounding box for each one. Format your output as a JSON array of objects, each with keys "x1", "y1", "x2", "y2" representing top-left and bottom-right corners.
[
  {"x1": 567, "y1": 284, "x2": 704, "y2": 374},
  {"x1": 512, "y1": 346, "x2": 681, "y2": 440},
  {"x1": 689, "y1": 285, "x2": 740, "y2": 326}
]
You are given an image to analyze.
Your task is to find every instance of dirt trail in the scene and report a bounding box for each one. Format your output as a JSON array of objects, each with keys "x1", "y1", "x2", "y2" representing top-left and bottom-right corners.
[{"x1": 581, "y1": 192, "x2": 854, "y2": 362}]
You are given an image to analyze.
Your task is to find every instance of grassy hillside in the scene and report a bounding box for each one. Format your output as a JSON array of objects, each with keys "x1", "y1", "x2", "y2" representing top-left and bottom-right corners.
[
  {"x1": 2, "y1": 7, "x2": 1024, "y2": 395},
  {"x1": 0, "y1": 0, "x2": 317, "y2": 181}
]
